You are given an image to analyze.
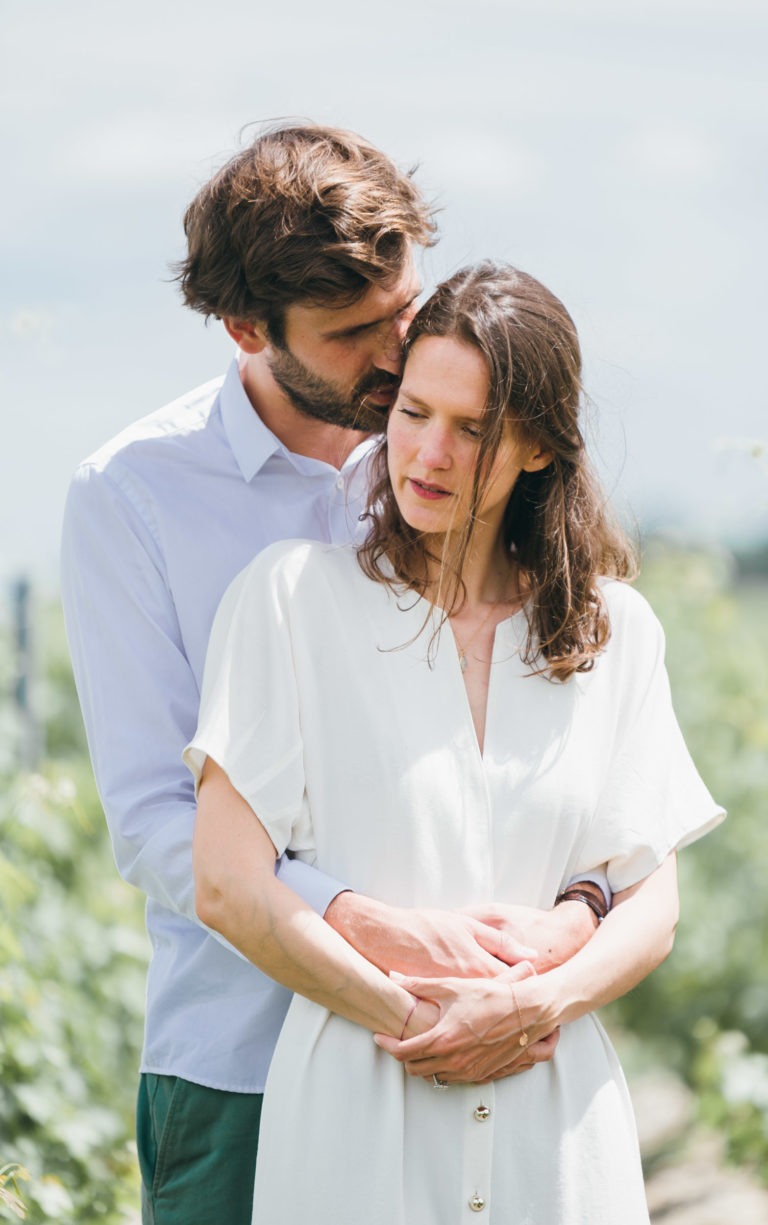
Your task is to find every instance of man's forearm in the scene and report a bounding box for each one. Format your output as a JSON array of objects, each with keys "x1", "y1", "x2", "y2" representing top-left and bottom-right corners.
[
  {"x1": 326, "y1": 884, "x2": 601, "y2": 980},
  {"x1": 324, "y1": 890, "x2": 537, "y2": 979}
]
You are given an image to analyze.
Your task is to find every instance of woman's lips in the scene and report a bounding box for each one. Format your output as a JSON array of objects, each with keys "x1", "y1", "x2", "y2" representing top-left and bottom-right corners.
[{"x1": 408, "y1": 478, "x2": 452, "y2": 501}]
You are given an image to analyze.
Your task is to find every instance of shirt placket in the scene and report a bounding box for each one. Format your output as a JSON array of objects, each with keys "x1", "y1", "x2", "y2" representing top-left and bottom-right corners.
[{"x1": 327, "y1": 467, "x2": 368, "y2": 544}]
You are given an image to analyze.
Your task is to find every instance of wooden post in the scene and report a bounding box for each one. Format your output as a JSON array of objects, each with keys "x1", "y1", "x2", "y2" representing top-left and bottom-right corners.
[{"x1": 11, "y1": 576, "x2": 42, "y2": 770}]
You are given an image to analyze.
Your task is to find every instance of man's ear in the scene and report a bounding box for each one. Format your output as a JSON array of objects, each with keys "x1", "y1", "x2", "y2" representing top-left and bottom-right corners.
[
  {"x1": 522, "y1": 445, "x2": 553, "y2": 474},
  {"x1": 222, "y1": 317, "x2": 271, "y2": 354}
]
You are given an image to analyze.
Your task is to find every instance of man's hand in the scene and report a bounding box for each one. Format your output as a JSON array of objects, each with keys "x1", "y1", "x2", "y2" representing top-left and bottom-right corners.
[
  {"x1": 325, "y1": 892, "x2": 537, "y2": 979},
  {"x1": 461, "y1": 900, "x2": 598, "y2": 974},
  {"x1": 374, "y1": 962, "x2": 560, "y2": 1084}
]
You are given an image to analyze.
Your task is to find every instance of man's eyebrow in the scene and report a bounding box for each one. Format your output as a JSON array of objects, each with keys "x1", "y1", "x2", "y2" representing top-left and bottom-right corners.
[{"x1": 321, "y1": 290, "x2": 421, "y2": 340}]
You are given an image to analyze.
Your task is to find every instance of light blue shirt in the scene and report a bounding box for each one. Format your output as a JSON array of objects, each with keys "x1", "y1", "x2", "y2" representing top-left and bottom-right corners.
[{"x1": 61, "y1": 359, "x2": 374, "y2": 1091}]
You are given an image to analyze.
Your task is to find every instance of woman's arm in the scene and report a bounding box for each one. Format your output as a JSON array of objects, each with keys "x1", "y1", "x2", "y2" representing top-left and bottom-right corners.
[
  {"x1": 534, "y1": 853, "x2": 678, "y2": 1022},
  {"x1": 374, "y1": 854, "x2": 679, "y2": 1083},
  {"x1": 194, "y1": 758, "x2": 436, "y2": 1039}
]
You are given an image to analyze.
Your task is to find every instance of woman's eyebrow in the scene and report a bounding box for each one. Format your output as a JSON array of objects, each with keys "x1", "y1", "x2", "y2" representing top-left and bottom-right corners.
[
  {"x1": 398, "y1": 389, "x2": 431, "y2": 408},
  {"x1": 399, "y1": 390, "x2": 484, "y2": 424}
]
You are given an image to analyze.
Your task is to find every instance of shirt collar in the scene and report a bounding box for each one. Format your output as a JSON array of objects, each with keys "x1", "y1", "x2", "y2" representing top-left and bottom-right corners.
[
  {"x1": 219, "y1": 356, "x2": 379, "y2": 482},
  {"x1": 219, "y1": 358, "x2": 282, "y2": 482}
]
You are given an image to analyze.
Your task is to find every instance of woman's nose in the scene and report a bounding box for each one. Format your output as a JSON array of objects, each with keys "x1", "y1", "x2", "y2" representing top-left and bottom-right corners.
[{"x1": 417, "y1": 425, "x2": 451, "y2": 470}]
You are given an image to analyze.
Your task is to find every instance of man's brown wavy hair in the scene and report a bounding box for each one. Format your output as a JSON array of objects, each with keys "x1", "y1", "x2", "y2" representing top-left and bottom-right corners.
[
  {"x1": 358, "y1": 261, "x2": 637, "y2": 681},
  {"x1": 175, "y1": 121, "x2": 437, "y2": 343}
]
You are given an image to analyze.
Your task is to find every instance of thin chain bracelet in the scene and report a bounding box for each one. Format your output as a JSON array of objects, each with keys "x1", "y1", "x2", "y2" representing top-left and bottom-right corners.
[
  {"x1": 399, "y1": 999, "x2": 419, "y2": 1040},
  {"x1": 508, "y1": 984, "x2": 529, "y2": 1046}
]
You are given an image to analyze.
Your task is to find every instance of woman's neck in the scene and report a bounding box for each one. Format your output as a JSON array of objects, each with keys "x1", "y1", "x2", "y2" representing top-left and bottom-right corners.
[{"x1": 426, "y1": 534, "x2": 520, "y2": 612}]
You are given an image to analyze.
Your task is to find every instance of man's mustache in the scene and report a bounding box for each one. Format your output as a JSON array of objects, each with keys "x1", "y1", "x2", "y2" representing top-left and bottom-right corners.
[{"x1": 357, "y1": 372, "x2": 400, "y2": 414}]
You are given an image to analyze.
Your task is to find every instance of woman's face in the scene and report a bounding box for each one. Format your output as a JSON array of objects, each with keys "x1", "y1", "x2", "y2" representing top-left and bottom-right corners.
[{"x1": 387, "y1": 335, "x2": 547, "y2": 545}]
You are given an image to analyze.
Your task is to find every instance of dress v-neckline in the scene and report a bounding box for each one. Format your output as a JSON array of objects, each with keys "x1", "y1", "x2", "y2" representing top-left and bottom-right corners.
[{"x1": 445, "y1": 614, "x2": 524, "y2": 759}]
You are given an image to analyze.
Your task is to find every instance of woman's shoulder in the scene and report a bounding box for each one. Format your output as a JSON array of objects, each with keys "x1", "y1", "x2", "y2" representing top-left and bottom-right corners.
[
  {"x1": 598, "y1": 578, "x2": 665, "y2": 658},
  {"x1": 225, "y1": 539, "x2": 362, "y2": 607}
]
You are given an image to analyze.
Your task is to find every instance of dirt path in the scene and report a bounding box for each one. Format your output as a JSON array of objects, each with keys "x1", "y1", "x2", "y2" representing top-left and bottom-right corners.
[{"x1": 632, "y1": 1071, "x2": 768, "y2": 1223}]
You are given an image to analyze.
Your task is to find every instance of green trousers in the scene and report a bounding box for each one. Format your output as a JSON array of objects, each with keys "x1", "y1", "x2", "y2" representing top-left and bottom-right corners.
[{"x1": 137, "y1": 1074, "x2": 263, "y2": 1225}]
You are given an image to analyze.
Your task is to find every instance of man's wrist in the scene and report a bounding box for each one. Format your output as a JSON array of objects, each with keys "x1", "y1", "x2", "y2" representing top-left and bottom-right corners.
[
  {"x1": 323, "y1": 887, "x2": 355, "y2": 924},
  {"x1": 324, "y1": 890, "x2": 397, "y2": 972},
  {"x1": 555, "y1": 881, "x2": 609, "y2": 925}
]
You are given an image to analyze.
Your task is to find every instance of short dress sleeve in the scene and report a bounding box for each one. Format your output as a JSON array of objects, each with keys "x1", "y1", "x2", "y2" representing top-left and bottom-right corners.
[
  {"x1": 572, "y1": 585, "x2": 725, "y2": 894},
  {"x1": 183, "y1": 542, "x2": 314, "y2": 859}
]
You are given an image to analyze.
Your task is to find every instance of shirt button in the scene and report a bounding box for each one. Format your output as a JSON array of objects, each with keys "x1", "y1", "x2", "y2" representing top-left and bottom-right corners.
[
  {"x1": 469, "y1": 1193, "x2": 486, "y2": 1212},
  {"x1": 335, "y1": 477, "x2": 344, "y2": 491},
  {"x1": 473, "y1": 1104, "x2": 491, "y2": 1121}
]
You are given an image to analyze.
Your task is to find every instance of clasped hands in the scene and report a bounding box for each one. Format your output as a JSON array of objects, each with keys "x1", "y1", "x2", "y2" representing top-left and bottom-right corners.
[
  {"x1": 363, "y1": 901, "x2": 593, "y2": 1085},
  {"x1": 326, "y1": 894, "x2": 597, "y2": 1085},
  {"x1": 374, "y1": 959, "x2": 560, "y2": 1085}
]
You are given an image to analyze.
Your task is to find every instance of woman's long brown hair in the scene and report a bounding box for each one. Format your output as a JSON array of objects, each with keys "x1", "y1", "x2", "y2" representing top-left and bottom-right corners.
[{"x1": 358, "y1": 261, "x2": 637, "y2": 681}]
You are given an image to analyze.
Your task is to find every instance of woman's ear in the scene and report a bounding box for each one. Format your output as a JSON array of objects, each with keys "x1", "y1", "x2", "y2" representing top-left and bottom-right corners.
[
  {"x1": 222, "y1": 317, "x2": 271, "y2": 354},
  {"x1": 522, "y1": 445, "x2": 553, "y2": 473}
]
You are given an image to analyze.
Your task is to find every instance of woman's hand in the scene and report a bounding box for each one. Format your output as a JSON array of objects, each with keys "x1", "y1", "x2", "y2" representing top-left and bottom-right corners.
[
  {"x1": 401, "y1": 994, "x2": 441, "y2": 1038},
  {"x1": 374, "y1": 962, "x2": 560, "y2": 1084}
]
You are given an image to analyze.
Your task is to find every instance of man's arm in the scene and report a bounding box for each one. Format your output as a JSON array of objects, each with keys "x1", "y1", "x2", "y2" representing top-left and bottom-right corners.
[
  {"x1": 60, "y1": 464, "x2": 344, "y2": 925},
  {"x1": 325, "y1": 878, "x2": 605, "y2": 979}
]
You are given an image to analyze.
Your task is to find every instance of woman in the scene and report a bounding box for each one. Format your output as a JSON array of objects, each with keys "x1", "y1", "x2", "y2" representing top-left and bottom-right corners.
[{"x1": 187, "y1": 262, "x2": 723, "y2": 1224}]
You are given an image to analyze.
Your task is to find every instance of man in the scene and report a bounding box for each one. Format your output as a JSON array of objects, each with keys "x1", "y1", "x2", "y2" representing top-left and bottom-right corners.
[{"x1": 62, "y1": 123, "x2": 627, "y2": 1224}]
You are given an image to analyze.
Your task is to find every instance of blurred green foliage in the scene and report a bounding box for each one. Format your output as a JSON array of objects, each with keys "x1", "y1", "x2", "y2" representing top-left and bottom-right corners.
[
  {"x1": 1, "y1": 540, "x2": 767, "y2": 1214},
  {"x1": 0, "y1": 606, "x2": 147, "y2": 1222},
  {"x1": 612, "y1": 539, "x2": 768, "y2": 1180}
]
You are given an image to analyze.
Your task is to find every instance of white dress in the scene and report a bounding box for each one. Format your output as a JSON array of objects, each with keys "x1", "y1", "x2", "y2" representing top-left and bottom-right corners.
[{"x1": 185, "y1": 540, "x2": 724, "y2": 1225}]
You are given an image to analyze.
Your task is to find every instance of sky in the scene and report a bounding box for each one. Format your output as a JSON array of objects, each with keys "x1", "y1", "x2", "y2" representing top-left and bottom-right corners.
[{"x1": 2, "y1": 0, "x2": 767, "y2": 586}]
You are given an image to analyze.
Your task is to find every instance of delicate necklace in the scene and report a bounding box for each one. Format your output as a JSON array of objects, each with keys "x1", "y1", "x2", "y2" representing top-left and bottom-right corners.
[{"x1": 450, "y1": 599, "x2": 505, "y2": 673}]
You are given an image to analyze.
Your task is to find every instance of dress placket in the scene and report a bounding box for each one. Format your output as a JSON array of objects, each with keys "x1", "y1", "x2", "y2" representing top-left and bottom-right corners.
[
  {"x1": 445, "y1": 621, "x2": 504, "y2": 1219},
  {"x1": 460, "y1": 1083, "x2": 496, "y2": 1218}
]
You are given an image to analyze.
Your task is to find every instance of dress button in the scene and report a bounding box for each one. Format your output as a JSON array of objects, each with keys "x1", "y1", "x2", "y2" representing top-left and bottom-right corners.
[
  {"x1": 469, "y1": 1193, "x2": 486, "y2": 1212},
  {"x1": 473, "y1": 1104, "x2": 491, "y2": 1121}
]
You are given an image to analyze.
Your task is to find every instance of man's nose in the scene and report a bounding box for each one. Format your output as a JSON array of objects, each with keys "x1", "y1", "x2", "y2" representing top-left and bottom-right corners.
[
  {"x1": 373, "y1": 328, "x2": 404, "y2": 376},
  {"x1": 374, "y1": 309, "x2": 414, "y2": 375}
]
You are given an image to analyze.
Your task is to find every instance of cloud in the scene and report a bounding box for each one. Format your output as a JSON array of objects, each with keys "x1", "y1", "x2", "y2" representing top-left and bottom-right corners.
[{"x1": 8, "y1": 308, "x2": 54, "y2": 339}]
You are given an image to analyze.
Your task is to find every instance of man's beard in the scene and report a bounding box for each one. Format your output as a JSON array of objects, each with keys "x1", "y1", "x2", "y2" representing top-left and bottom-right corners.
[{"x1": 267, "y1": 345, "x2": 399, "y2": 433}]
